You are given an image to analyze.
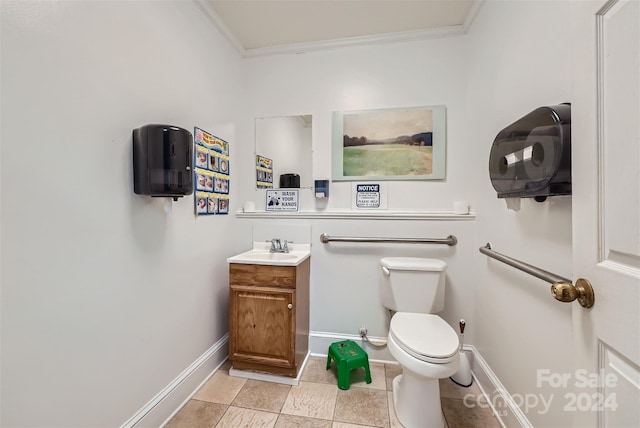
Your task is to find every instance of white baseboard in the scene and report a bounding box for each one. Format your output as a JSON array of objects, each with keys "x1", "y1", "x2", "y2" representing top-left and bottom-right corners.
[
  {"x1": 467, "y1": 345, "x2": 532, "y2": 428},
  {"x1": 309, "y1": 330, "x2": 394, "y2": 362},
  {"x1": 120, "y1": 334, "x2": 229, "y2": 428},
  {"x1": 229, "y1": 352, "x2": 311, "y2": 386}
]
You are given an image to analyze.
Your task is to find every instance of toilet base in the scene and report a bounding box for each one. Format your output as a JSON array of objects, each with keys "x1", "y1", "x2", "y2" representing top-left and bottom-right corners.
[{"x1": 392, "y1": 374, "x2": 445, "y2": 428}]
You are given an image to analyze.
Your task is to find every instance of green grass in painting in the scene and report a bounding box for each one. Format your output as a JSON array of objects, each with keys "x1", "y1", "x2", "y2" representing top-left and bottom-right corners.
[{"x1": 343, "y1": 145, "x2": 433, "y2": 176}]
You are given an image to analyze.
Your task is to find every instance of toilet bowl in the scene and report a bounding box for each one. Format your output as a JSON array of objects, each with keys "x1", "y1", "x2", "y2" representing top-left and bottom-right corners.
[
  {"x1": 388, "y1": 313, "x2": 459, "y2": 428},
  {"x1": 379, "y1": 258, "x2": 460, "y2": 428}
]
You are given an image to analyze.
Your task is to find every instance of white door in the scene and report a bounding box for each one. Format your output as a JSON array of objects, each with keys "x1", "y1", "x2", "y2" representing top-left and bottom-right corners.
[{"x1": 572, "y1": 0, "x2": 640, "y2": 426}]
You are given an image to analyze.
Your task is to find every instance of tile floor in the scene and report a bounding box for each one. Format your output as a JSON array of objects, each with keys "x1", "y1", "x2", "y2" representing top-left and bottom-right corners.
[{"x1": 165, "y1": 356, "x2": 502, "y2": 428}]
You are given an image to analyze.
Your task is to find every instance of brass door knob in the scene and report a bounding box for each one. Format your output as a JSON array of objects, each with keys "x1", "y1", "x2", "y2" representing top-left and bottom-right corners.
[{"x1": 550, "y1": 278, "x2": 595, "y2": 308}]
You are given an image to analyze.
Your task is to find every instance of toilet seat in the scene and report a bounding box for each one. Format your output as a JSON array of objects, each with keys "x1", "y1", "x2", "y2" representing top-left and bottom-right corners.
[{"x1": 390, "y1": 313, "x2": 459, "y2": 364}]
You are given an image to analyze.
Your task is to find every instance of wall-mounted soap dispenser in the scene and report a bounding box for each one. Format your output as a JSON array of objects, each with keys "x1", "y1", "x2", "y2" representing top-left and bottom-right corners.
[
  {"x1": 315, "y1": 179, "x2": 329, "y2": 198},
  {"x1": 133, "y1": 124, "x2": 193, "y2": 201},
  {"x1": 489, "y1": 104, "x2": 571, "y2": 202}
]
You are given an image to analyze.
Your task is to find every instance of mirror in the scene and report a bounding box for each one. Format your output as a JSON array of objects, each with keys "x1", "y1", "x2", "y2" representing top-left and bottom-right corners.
[{"x1": 255, "y1": 115, "x2": 312, "y2": 189}]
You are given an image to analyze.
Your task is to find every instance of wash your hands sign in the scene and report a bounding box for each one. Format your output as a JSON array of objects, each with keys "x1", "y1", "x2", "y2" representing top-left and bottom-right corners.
[{"x1": 266, "y1": 190, "x2": 299, "y2": 212}]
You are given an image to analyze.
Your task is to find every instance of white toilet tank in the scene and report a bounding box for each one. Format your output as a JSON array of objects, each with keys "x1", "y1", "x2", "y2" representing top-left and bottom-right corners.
[{"x1": 379, "y1": 257, "x2": 447, "y2": 313}]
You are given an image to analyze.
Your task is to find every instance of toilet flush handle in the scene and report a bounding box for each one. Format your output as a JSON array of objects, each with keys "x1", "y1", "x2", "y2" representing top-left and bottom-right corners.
[{"x1": 381, "y1": 266, "x2": 390, "y2": 276}]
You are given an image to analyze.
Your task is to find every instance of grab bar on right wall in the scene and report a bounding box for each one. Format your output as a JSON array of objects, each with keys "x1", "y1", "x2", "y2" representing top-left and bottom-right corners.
[
  {"x1": 479, "y1": 243, "x2": 570, "y2": 283},
  {"x1": 479, "y1": 243, "x2": 595, "y2": 308}
]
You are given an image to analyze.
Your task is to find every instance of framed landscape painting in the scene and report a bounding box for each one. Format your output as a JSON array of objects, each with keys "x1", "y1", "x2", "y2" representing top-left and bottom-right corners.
[{"x1": 332, "y1": 105, "x2": 446, "y2": 180}]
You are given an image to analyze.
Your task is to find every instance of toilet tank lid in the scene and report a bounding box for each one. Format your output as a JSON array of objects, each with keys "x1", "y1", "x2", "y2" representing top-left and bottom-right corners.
[{"x1": 380, "y1": 257, "x2": 446, "y2": 272}]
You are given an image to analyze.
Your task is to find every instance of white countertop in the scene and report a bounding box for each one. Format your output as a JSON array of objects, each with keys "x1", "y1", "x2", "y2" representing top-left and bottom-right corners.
[{"x1": 227, "y1": 242, "x2": 311, "y2": 266}]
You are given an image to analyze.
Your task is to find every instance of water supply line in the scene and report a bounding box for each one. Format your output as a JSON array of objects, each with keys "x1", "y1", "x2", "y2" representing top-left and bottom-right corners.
[{"x1": 358, "y1": 326, "x2": 387, "y2": 348}]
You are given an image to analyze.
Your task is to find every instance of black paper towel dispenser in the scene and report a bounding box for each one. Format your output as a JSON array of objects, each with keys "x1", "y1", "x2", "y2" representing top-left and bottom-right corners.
[
  {"x1": 489, "y1": 104, "x2": 571, "y2": 201},
  {"x1": 133, "y1": 124, "x2": 193, "y2": 200}
]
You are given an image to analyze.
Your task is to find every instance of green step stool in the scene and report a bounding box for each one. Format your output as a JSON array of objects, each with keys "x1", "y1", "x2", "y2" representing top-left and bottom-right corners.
[{"x1": 326, "y1": 340, "x2": 372, "y2": 390}]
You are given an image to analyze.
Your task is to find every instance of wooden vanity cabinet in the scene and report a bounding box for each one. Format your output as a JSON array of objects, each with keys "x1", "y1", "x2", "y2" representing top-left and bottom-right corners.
[{"x1": 228, "y1": 258, "x2": 310, "y2": 377}]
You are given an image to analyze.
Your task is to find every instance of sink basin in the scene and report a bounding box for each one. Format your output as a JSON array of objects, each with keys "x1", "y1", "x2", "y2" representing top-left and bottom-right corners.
[{"x1": 227, "y1": 244, "x2": 311, "y2": 266}]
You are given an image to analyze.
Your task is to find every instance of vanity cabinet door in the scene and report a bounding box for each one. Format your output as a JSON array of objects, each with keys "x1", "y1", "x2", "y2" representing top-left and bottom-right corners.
[{"x1": 229, "y1": 284, "x2": 295, "y2": 371}]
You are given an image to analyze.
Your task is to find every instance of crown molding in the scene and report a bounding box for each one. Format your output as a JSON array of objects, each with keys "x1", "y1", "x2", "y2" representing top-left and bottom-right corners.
[
  {"x1": 192, "y1": 0, "x2": 245, "y2": 55},
  {"x1": 241, "y1": 25, "x2": 466, "y2": 58},
  {"x1": 193, "y1": 0, "x2": 485, "y2": 59},
  {"x1": 463, "y1": 0, "x2": 485, "y2": 33}
]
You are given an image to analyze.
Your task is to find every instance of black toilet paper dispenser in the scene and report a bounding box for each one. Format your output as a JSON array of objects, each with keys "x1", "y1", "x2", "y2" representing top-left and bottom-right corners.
[{"x1": 489, "y1": 104, "x2": 571, "y2": 202}]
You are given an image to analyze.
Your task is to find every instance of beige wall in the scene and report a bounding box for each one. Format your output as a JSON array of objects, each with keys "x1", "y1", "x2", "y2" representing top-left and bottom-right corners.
[
  {"x1": 1, "y1": 1, "x2": 245, "y2": 426},
  {"x1": 467, "y1": 2, "x2": 576, "y2": 426},
  {"x1": 2, "y1": 1, "x2": 585, "y2": 426}
]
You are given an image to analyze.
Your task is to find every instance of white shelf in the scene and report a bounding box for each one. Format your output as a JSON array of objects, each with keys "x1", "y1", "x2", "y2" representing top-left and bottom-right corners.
[{"x1": 235, "y1": 210, "x2": 476, "y2": 221}]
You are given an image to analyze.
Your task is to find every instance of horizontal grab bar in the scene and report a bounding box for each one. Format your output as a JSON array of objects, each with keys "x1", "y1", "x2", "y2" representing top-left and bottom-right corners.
[
  {"x1": 479, "y1": 243, "x2": 570, "y2": 284},
  {"x1": 320, "y1": 233, "x2": 458, "y2": 246}
]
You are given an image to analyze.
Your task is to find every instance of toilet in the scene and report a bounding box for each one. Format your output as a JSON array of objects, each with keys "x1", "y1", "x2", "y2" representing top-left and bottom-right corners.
[{"x1": 379, "y1": 257, "x2": 460, "y2": 428}]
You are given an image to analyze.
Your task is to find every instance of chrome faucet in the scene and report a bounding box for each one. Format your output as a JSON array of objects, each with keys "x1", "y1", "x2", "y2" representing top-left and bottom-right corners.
[{"x1": 270, "y1": 238, "x2": 290, "y2": 253}]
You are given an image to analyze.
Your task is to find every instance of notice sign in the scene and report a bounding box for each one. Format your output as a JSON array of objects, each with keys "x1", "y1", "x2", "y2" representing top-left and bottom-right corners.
[
  {"x1": 353, "y1": 183, "x2": 387, "y2": 210},
  {"x1": 266, "y1": 190, "x2": 299, "y2": 212},
  {"x1": 356, "y1": 184, "x2": 380, "y2": 208}
]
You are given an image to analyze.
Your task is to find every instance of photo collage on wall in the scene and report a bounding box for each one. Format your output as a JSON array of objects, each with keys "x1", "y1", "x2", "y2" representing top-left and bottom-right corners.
[
  {"x1": 256, "y1": 155, "x2": 273, "y2": 189},
  {"x1": 194, "y1": 127, "x2": 230, "y2": 216}
]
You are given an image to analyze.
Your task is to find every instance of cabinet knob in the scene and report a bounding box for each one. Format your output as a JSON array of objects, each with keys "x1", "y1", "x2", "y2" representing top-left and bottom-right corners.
[{"x1": 287, "y1": 303, "x2": 293, "y2": 309}]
